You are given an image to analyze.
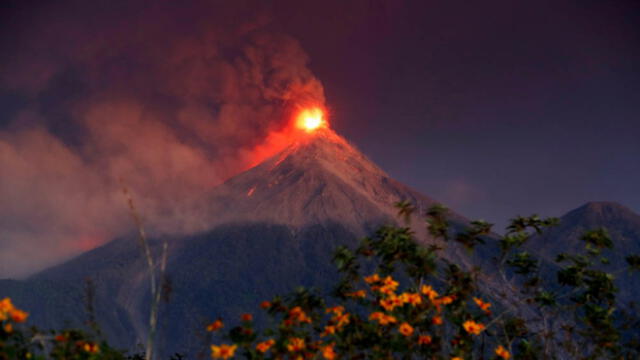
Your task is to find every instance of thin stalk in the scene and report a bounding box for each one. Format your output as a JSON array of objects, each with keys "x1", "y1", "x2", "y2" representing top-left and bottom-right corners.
[{"x1": 122, "y1": 184, "x2": 168, "y2": 360}]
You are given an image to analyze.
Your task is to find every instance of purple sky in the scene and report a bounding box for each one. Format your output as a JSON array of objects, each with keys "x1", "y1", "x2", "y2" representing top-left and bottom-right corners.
[
  {"x1": 0, "y1": 0, "x2": 639, "y2": 276},
  {"x1": 271, "y1": 0, "x2": 640, "y2": 227}
]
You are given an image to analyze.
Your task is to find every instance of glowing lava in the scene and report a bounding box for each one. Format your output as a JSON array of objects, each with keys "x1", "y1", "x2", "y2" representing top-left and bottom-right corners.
[{"x1": 296, "y1": 107, "x2": 326, "y2": 132}]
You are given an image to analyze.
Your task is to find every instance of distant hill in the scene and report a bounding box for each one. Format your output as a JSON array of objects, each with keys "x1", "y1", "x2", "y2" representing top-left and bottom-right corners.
[{"x1": 528, "y1": 201, "x2": 640, "y2": 307}]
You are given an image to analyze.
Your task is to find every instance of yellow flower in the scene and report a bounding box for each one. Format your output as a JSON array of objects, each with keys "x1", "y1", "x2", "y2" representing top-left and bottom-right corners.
[
  {"x1": 399, "y1": 322, "x2": 414, "y2": 337},
  {"x1": 211, "y1": 344, "x2": 237, "y2": 359},
  {"x1": 83, "y1": 342, "x2": 100, "y2": 353},
  {"x1": 322, "y1": 344, "x2": 337, "y2": 360},
  {"x1": 287, "y1": 337, "x2": 306, "y2": 352},
  {"x1": 206, "y1": 319, "x2": 224, "y2": 332},
  {"x1": 495, "y1": 345, "x2": 511, "y2": 359},
  {"x1": 256, "y1": 339, "x2": 275, "y2": 353},
  {"x1": 418, "y1": 334, "x2": 432, "y2": 345},
  {"x1": 462, "y1": 320, "x2": 485, "y2": 335},
  {"x1": 473, "y1": 297, "x2": 492, "y2": 314}
]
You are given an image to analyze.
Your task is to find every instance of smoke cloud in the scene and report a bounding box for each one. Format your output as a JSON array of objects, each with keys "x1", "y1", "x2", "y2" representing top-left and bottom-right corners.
[{"x1": 0, "y1": 0, "x2": 325, "y2": 278}]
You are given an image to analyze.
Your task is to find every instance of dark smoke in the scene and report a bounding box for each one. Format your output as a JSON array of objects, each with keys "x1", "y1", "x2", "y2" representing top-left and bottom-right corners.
[{"x1": 0, "y1": 0, "x2": 325, "y2": 277}]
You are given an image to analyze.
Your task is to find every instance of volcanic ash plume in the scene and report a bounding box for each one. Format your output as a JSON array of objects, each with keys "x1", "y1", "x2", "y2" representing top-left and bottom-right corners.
[{"x1": 0, "y1": 0, "x2": 325, "y2": 278}]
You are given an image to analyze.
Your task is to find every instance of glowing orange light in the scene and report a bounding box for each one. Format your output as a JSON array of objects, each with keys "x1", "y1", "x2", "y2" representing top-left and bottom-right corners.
[{"x1": 296, "y1": 107, "x2": 326, "y2": 132}]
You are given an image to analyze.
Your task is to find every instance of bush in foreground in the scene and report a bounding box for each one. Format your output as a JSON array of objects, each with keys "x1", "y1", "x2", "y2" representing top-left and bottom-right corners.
[{"x1": 2, "y1": 204, "x2": 639, "y2": 359}]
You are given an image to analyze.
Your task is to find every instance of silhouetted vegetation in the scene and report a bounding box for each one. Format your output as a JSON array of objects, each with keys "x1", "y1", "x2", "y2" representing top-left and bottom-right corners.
[{"x1": 2, "y1": 204, "x2": 639, "y2": 359}]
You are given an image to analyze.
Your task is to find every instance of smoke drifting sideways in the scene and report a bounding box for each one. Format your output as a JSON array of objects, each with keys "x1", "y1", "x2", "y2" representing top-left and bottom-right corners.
[{"x1": 0, "y1": 0, "x2": 325, "y2": 278}]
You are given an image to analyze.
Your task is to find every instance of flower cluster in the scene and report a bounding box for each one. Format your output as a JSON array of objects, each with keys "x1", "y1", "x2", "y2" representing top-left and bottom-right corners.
[
  {"x1": 0, "y1": 297, "x2": 28, "y2": 328},
  {"x1": 207, "y1": 270, "x2": 496, "y2": 359}
]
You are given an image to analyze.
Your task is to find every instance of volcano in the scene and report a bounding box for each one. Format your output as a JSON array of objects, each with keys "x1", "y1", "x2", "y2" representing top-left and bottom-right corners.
[
  {"x1": 2, "y1": 128, "x2": 638, "y2": 356},
  {"x1": 2, "y1": 128, "x2": 472, "y2": 355},
  {"x1": 200, "y1": 128, "x2": 465, "y2": 232}
]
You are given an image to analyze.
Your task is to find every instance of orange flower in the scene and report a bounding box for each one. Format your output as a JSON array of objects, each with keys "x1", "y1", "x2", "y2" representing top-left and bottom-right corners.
[
  {"x1": 289, "y1": 306, "x2": 312, "y2": 324},
  {"x1": 452, "y1": 357, "x2": 463, "y2": 360},
  {"x1": 421, "y1": 285, "x2": 439, "y2": 300},
  {"x1": 241, "y1": 313, "x2": 253, "y2": 322},
  {"x1": 406, "y1": 293, "x2": 422, "y2": 306},
  {"x1": 260, "y1": 301, "x2": 271, "y2": 309},
  {"x1": 346, "y1": 290, "x2": 366, "y2": 298},
  {"x1": 495, "y1": 345, "x2": 510, "y2": 359},
  {"x1": 326, "y1": 306, "x2": 345, "y2": 315},
  {"x1": 418, "y1": 335, "x2": 432, "y2": 345},
  {"x1": 287, "y1": 337, "x2": 306, "y2": 352},
  {"x1": 9, "y1": 309, "x2": 28, "y2": 323},
  {"x1": 399, "y1": 322, "x2": 414, "y2": 337},
  {"x1": 256, "y1": 339, "x2": 275, "y2": 353},
  {"x1": 206, "y1": 319, "x2": 224, "y2": 332},
  {"x1": 0, "y1": 298, "x2": 13, "y2": 313},
  {"x1": 438, "y1": 296, "x2": 454, "y2": 305},
  {"x1": 432, "y1": 295, "x2": 454, "y2": 312},
  {"x1": 333, "y1": 313, "x2": 350, "y2": 328},
  {"x1": 432, "y1": 316, "x2": 443, "y2": 325},
  {"x1": 3, "y1": 323, "x2": 13, "y2": 333},
  {"x1": 463, "y1": 320, "x2": 485, "y2": 335},
  {"x1": 473, "y1": 297, "x2": 491, "y2": 314},
  {"x1": 83, "y1": 342, "x2": 100, "y2": 353},
  {"x1": 211, "y1": 344, "x2": 237, "y2": 359},
  {"x1": 369, "y1": 312, "x2": 397, "y2": 325},
  {"x1": 322, "y1": 344, "x2": 337, "y2": 360},
  {"x1": 322, "y1": 325, "x2": 337, "y2": 337},
  {"x1": 380, "y1": 295, "x2": 405, "y2": 311},
  {"x1": 379, "y1": 298, "x2": 394, "y2": 311},
  {"x1": 54, "y1": 334, "x2": 67, "y2": 342},
  {"x1": 364, "y1": 273, "x2": 381, "y2": 284},
  {"x1": 379, "y1": 276, "x2": 399, "y2": 295}
]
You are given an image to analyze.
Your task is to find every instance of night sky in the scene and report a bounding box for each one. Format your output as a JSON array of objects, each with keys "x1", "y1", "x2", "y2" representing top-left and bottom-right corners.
[
  {"x1": 1, "y1": 0, "x2": 639, "y2": 277},
  {"x1": 271, "y1": 0, "x2": 640, "y2": 226}
]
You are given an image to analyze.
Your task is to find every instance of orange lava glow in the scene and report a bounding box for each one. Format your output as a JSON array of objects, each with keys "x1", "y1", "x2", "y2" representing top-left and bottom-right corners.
[
  {"x1": 240, "y1": 105, "x2": 330, "y2": 171},
  {"x1": 296, "y1": 107, "x2": 326, "y2": 132}
]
